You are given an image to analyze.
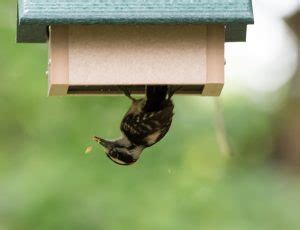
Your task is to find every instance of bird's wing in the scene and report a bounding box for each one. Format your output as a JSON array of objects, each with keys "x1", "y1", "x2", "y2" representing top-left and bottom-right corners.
[{"x1": 121, "y1": 101, "x2": 174, "y2": 146}]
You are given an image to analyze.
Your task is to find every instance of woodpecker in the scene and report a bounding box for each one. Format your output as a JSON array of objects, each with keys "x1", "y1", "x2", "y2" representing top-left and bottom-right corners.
[{"x1": 93, "y1": 85, "x2": 176, "y2": 166}]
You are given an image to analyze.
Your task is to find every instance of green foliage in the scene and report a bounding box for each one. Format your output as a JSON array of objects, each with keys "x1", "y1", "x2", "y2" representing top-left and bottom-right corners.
[{"x1": 0, "y1": 2, "x2": 300, "y2": 230}]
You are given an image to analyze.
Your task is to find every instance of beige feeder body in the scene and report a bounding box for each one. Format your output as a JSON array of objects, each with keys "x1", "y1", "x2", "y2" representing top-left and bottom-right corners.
[{"x1": 48, "y1": 25, "x2": 224, "y2": 96}]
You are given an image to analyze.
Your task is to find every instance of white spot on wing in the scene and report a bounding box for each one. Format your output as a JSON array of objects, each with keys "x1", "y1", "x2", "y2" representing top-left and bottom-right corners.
[{"x1": 145, "y1": 131, "x2": 161, "y2": 145}]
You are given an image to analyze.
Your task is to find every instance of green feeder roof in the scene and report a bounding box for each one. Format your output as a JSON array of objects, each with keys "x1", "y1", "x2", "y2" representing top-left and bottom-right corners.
[{"x1": 17, "y1": 0, "x2": 254, "y2": 43}]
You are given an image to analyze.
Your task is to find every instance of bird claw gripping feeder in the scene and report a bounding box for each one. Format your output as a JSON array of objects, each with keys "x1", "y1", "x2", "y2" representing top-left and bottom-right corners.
[{"x1": 17, "y1": 0, "x2": 254, "y2": 96}]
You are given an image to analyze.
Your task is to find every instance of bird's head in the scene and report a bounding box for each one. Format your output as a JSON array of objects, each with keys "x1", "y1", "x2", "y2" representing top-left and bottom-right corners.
[{"x1": 93, "y1": 136, "x2": 143, "y2": 166}]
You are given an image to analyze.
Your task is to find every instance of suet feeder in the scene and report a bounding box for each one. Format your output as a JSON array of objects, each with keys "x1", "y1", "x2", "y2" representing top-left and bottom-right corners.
[{"x1": 17, "y1": 0, "x2": 254, "y2": 96}]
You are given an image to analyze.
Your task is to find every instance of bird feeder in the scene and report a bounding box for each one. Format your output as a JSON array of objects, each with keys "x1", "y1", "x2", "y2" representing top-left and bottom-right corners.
[{"x1": 17, "y1": 0, "x2": 254, "y2": 96}]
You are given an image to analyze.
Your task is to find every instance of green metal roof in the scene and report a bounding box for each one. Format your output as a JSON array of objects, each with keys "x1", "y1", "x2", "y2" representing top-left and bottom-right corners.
[{"x1": 17, "y1": 0, "x2": 254, "y2": 43}]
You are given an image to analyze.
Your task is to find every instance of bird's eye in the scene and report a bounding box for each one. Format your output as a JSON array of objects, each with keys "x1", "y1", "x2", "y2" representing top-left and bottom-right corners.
[
  {"x1": 109, "y1": 150, "x2": 118, "y2": 158},
  {"x1": 106, "y1": 149, "x2": 136, "y2": 166}
]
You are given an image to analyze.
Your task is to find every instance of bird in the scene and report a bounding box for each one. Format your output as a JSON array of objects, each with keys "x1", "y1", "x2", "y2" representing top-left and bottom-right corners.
[{"x1": 93, "y1": 85, "x2": 177, "y2": 166}]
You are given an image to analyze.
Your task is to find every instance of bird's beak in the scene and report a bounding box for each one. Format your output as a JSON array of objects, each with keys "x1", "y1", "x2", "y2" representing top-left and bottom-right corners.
[{"x1": 93, "y1": 136, "x2": 114, "y2": 149}]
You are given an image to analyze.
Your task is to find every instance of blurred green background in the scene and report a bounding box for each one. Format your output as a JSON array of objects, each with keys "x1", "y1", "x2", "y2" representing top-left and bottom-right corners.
[{"x1": 1, "y1": 1, "x2": 300, "y2": 229}]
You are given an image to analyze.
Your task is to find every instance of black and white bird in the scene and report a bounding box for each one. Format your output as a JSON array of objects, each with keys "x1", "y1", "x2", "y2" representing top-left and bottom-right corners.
[{"x1": 93, "y1": 85, "x2": 175, "y2": 166}]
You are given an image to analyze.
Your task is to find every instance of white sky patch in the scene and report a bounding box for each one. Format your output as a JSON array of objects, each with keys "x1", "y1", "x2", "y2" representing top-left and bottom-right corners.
[
  {"x1": 225, "y1": 0, "x2": 299, "y2": 94},
  {"x1": 255, "y1": 0, "x2": 300, "y2": 17}
]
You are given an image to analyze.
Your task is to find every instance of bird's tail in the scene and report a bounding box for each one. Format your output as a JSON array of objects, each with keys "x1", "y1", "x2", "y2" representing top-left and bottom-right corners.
[{"x1": 144, "y1": 85, "x2": 168, "y2": 112}]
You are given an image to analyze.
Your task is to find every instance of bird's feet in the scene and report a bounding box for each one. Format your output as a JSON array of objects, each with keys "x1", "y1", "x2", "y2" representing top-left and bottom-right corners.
[
  {"x1": 168, "y1": 86, "x2": 182, "y2": 99},
  {"x1": 118, "y1": 86, "x2": 137, "y2": 101}
]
